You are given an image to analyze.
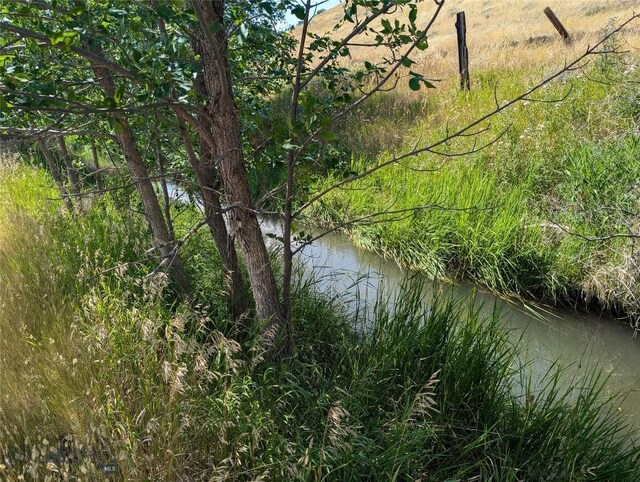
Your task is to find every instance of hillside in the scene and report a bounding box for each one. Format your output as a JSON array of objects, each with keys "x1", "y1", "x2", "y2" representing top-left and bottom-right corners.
[{"x1": 305, "y1": 0, "x2": 640, "y2": 82}]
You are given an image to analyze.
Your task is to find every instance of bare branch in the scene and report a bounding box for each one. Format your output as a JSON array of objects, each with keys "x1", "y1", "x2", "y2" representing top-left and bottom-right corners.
[
  {"x1": 297, "y1": 1, "x2": 400, "y2": 92},
  {"x1": 0, "y1": 126, "x2": 117, "y2": 141},
  {"x1": 549, "y1": 222, "x2": 640, "y2": 243}
]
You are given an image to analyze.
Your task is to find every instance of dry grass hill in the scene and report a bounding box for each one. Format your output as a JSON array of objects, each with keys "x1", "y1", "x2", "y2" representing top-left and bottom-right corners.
[{"x1": 303, "y1": 0, "x2": 640, "y2": 84}]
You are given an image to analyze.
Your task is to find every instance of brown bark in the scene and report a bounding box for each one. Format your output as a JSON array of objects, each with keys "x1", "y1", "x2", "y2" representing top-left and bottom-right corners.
[
  {"x1": 192, "y1": 1, "x2": 282, "y2": 333},
  {"x1": 37, "y1": 138, "x2": 73, "y2": 212},
  {"x1": 90, "y1": 57, "x2": 190, "y2": 295},
  {"x1": 115, "y1": 115, "x2": 191, "y2": 295},
  {"x1": 177, "y1": 117, "x2": 248, "y2": 319},
  {"x1": 57, "y1": 136, "x2": 80, "y2": 198}
]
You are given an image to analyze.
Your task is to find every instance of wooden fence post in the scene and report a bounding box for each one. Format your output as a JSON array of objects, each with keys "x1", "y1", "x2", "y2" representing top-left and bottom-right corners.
[
  {"x1": 543, "y1": 7, "x2": 570, "y2": 42},
  {"x1": 455, "y1": 11, "x2": 470, "y2": 91}
]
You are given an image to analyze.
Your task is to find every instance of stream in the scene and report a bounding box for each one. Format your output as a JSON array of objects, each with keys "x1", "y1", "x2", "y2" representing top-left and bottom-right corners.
[
  {"x1": 260, "y1": 219, "x2": 640, "y2": 426},
  {"x1": 167, "y1": 184, "x2": 640, "y2": 426}
]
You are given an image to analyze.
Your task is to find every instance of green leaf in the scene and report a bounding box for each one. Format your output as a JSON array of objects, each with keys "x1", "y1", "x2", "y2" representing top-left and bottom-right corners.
[
  {"x1": 409, "y1": 6, "x2": 417, "y2": 24},
  {"x1": 344, "y1": 4, "x2": 356, "y2": 23},
  {"x1": 0, "y1": 97, "x2": 13, "y2": 112},
  {"x1": 381, "y1": 18, "x2": 392, "y2": 34},
  {"x1": 12, "y1": 73, "x2": 29, "y2": 83},
  {"x1": 136, "y1": 93, "x2": 150, "y2": 103},
  {"x1": 401, "y1": 57, "x2": 414, "y2": 68},
  {"x1": 49, "y1": 31, "x2": 79, "y2": 48},
  {"x1": 266, "y1": 232, "x2": 284, "y2": 243},
  {"x1": 156, "y1": 3, "x2": 174, "y2": 20},
  {"x1": 114, "y1": 85, "x2": 125, "y2": 106},
  {"x1": 69, "y1": 5, "x2": 85, "y2": 15},
  {"x1": 108, "y1": 117, "x2": 125, "y2": 136},
  {"x1": 320, "y1": 130, "x2": 335, "y2": 142},
  {"x1": 409, "y1": 76, "x2": 421, "y2": 91},
  {"x1": 0, "y1": 54, "x2": 14, "y2": 67},
  {"x1": 292, "y1": 5, "x2": 306, "y2": 20}
]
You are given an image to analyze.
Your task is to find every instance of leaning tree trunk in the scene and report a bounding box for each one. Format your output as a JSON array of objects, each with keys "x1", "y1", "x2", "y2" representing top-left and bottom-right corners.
[
  {"x1": 177, "y1": 117, "x2": 249, "y2": 319},
  {"x1": 192, "y1": 0, "x2": 282, "y2": 340},
  {"x1": 89, "y1": 60, "x2": 190, "y2": 295},
  {"x1": 37, "y1": 138, "x2": 74, "y2": 213},
  {"x1": 114, "y1": 116, "x2": 191, "y2": 295}
]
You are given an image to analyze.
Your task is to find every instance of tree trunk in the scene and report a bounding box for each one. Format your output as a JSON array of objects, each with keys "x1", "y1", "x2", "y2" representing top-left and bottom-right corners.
[
  {"x1": 193, "y1": 0, "x2": 282, "y2": 336},
  {"x1": 177, "y1": 116, "x2": 248, "y2": 319},
  {"x1": 115, "y1": 115, "x2": 191, "y2": 295},
  {"x1": 90, "y1": 138, "x2": 104, "y2": 192},
  {"x1": 154, "y1": 142, "x2": 175, "y2": 239},
  {"x1": 37, "y1": 138, "x2": 74, "y2": 213},
  {"x1": 57, "y1": 136, "x2": 80, "y2": 198},
  {"x1": 90, "y1": 58, "x2": 190, "y2": 295}
]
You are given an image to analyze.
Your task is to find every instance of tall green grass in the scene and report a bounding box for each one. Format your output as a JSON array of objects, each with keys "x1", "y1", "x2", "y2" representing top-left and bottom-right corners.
[
  {"x1": 308, "y1": 57, "x2": 640, "y2": 320},
  {"x1": 1, "y1": 163, "x2": 639, "y2": 480}
]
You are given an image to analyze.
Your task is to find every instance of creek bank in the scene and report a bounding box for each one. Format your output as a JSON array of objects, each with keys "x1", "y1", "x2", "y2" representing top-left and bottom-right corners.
[{"x1": 308, "y1": 217, "x2": 640, "y2": 327}]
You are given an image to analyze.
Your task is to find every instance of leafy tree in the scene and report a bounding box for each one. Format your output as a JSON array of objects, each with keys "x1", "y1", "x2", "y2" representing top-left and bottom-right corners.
[{"x1": 1, "y1": 0, "x2": 636, "y2": 356}]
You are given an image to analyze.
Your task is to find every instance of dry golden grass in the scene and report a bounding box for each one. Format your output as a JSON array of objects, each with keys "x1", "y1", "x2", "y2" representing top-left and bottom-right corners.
[{"x1": 303, "y1": 0, "x2": 640, "y2": 83}]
